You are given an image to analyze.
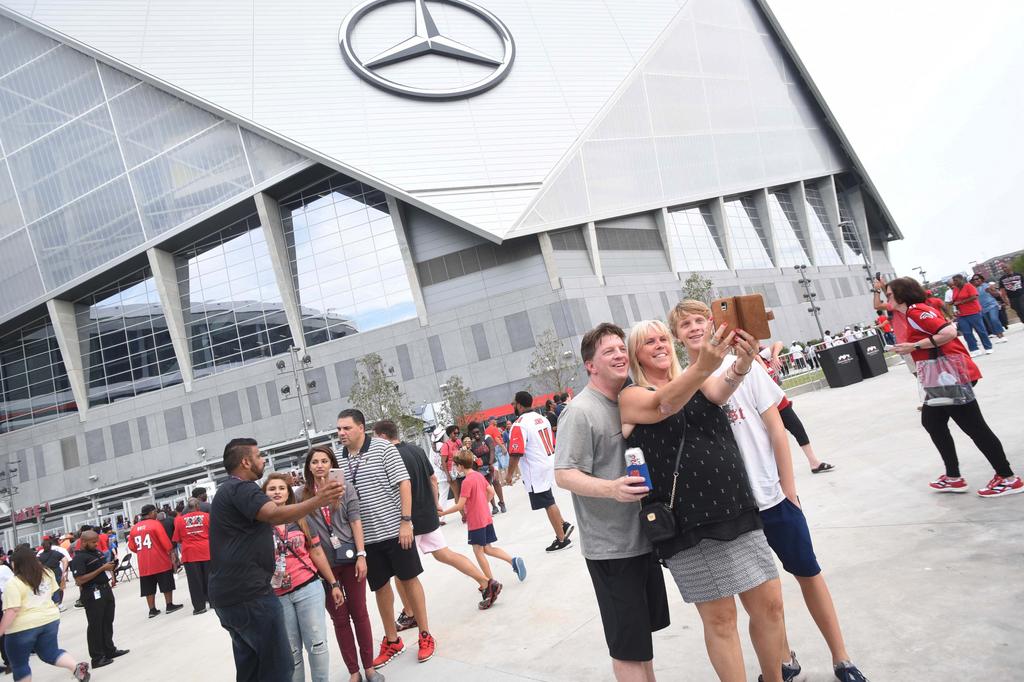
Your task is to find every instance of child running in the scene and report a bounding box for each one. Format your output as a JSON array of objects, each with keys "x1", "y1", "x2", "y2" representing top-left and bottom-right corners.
[{"x1": 440, "y1": 449, "x2": 526, "y2": 608}]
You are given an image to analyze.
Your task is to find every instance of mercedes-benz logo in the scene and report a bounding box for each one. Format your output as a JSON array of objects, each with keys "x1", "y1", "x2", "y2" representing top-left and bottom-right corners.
[{"x1": 339, "y1": 0, "x2": 515, "y2": 100}]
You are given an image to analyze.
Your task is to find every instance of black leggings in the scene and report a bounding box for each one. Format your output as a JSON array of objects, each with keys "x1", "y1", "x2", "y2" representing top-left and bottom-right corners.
[
  {"x1": 779, "y1": 404, "x2": 810, "y2": 447},
  {"x1": 920, "y1": 399, "x2": 1013, "y2": 478}
]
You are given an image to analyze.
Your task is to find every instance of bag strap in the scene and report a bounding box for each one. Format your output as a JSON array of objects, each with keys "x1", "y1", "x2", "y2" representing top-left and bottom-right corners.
[
  {"x1": 666, "y1": 415, "x2": 687, "y2": 511},
  {"x1": 274, "y1": 525, "x2": 317, "y2": 575}
]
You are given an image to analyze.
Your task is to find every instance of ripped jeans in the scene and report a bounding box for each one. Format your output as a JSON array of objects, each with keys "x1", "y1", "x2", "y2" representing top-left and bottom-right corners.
[{"x1": 278, "y1": 578, "x2": 330, "y2": 682}]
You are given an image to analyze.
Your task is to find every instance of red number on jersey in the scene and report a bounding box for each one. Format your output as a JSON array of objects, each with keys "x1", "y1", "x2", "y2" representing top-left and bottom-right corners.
[{"x1": 538, "y1": 426, "x2": 554, "y2": 455}]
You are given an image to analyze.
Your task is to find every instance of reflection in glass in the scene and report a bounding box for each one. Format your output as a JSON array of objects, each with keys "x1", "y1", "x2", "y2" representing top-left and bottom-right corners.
[
  {"x1": 803, "y1": 186, "x2": 843, "y2": 266},
  {"x1": 667, "y1": 205, "x2": 727, "y2": 271},
  {"x1": 724, "y1": 198, "x2": 773, "y2": 269},
  {"x1": 837, "y1": 194, "x2": 867, "y2": 265},
  {"x1": 280, "y1": 173, "x2": 417, "y2": 347},
  {"x1": 175, "y1": 213, "x2": 292, "y2": 378},
  {"x1": 74, "y1": 266, "x2": 180, "y2": 406},
  {"x1": 767, "y1": 191, "x2": 810, "y2": 267},
  {"x1": 0, "y1": 315, "x2": 76, "y2": 433}
]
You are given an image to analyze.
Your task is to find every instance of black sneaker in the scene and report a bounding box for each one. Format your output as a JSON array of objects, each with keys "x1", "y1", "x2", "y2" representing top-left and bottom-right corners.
[
  {"x1": 562, "y1": 521, "x2": 575, "y2": 540},
  {"x1": 396, "y1": 610, "x2": 418, "y2": 632},
  {"x1": 91, "y1": 658, "x2": 113, "y2": 669},
  {"x1": 165, "y1": 603, "x2": 184, "y2": 614},
  {"x1": 545, "y1": 537, "x2": 572, "y2": 552},
  {"x1": 782, "y1": 650, "x2": 801, "y2": 681},
  {"x1": 835, "y1": 661, "x2": 869, "y2": 682},
  {"x1": 478, "y1": 579, "x2": 502, "y2": 609},
  {"x1": 148, "y1": 608, "x2": 160, "y2": 618},
  {"x1": 110, "y1": 649, "x2": 130, "y2": 658},
  {"x1": 193, "y1": 608, "x2": 207, "y2": 615},
  {"x1": 499, "y1": 502, "x2": 507, "y2": 513}
]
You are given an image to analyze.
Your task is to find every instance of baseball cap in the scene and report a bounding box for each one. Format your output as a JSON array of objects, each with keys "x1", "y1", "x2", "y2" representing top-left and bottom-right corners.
[{"x1": 140, "y1": 504, "x2": 157, "y2": 516}]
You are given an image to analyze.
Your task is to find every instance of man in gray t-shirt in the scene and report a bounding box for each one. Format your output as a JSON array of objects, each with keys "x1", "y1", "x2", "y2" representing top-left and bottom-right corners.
[{"x1": 554, "y1": 323, "x2": 669, "y2": 679}]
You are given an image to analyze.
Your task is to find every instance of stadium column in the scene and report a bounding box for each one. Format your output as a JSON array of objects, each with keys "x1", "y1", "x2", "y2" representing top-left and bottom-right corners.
[
  {"x1": 708, "y1": 197, "x2": 734, "y2": 270},
  {"x1": 819, "y1": 176, "x2": 847, "y2": 263},
  {"x1": 752, "y1": 189, "x2": 779, "y2": 266},
  {"x1": 582, "y1": 221, "x2": 605, "y2": 284},
  {"x1": 790, "y1": 181, "x2": 818, "y2": 267},
  {"x1": 254, "y1": 191, "x2": 309, "y2": 347},
  {"x1": 384, "y1": 195, "x2": 429, "y2": 325},
  {"x1": 536, "y1": 232, "x2": 562, "y2": 290},
  {"x1": 654, "y1": 207, "x2": 682, "y2": 278},
  {"x1": 146, "y1": 248, "x2": 195, "y2": 393},
  {"x1": 45, "y1": 299, "x2": 89, "y2": 421}
]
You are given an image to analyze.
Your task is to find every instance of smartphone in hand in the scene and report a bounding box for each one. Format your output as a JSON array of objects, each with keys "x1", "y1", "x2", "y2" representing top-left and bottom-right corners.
[{"x1": 327, "y1": 468, "x2": 346, "y2": 486}]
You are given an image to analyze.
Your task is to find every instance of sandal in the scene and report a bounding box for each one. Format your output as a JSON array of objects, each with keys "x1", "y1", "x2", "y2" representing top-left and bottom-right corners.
[{"x1": 811, "y1": 462, "x2": 836, "y2": 474}]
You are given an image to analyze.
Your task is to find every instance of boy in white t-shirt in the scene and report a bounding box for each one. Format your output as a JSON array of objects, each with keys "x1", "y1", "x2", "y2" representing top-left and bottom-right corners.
[{"x1": 714, "y1": 351, "x2": 869, "y2": 682}]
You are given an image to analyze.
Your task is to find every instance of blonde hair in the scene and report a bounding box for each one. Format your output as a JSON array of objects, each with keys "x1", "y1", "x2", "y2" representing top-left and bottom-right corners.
[
  {"x1": 627, "y1": 319, "x2": 683, "y2": 389},
  {"x1": 667, "y1": 299, "x2": 711, "y2": 338}
]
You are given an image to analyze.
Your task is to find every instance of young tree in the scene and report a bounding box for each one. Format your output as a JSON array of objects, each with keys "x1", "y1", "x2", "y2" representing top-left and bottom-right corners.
[
  {"x1": 527, "y1": 328, "x2": 578, "y2": 396},
  {"x1": 681, "y1": 272, "x2": 714, "y2": 305},
  {"x1": 440, "y1": 375, "x2": 481, "y2": 429},
  {"x1": 348, "y1": 353, "x2": 422, "y2": 437}
]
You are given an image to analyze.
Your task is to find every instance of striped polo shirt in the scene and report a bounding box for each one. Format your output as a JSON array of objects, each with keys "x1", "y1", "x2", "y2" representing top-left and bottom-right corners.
[{"x1": 340, "y1": 435, "x2": 410, "y2": 544}]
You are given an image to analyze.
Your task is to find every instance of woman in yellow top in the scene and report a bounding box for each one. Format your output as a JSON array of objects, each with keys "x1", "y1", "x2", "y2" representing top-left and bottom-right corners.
[{"x1": 0, "y1": 546, "x2": 90, "y2": 681}]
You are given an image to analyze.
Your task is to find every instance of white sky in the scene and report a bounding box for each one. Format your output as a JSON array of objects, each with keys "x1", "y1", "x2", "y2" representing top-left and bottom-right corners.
[{"x1": 766, "y1": 0, "x2": 1024, "y2": 280}]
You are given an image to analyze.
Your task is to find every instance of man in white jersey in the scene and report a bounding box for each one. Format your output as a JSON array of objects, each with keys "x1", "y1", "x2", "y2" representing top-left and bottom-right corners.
[{"x1": 506, "y1": 390, "x2": 574, "y2": 552}]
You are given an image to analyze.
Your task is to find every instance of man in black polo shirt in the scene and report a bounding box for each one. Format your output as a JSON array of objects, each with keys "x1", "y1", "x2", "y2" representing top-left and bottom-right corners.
[
  {"x1": 209, "y1": 437, "x2": 344, "y2": 682},
  {"x1": 69, "y1": 530, "x2": 129, "y2": 669}
]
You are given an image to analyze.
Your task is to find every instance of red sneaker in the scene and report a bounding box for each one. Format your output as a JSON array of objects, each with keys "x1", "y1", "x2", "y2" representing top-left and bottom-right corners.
[
  {"x1": 977, "y1": 475, "x2": 1024, "y2": 498},
  {"x1": 417, "y1": 631, "x2": 435, "y2": 663},
  {"x1": 929, "y1": 475, "x2": 968, "y2": 493},
  {"x1": 371, "y1": 637, "x2": 405, "y2": 668}
]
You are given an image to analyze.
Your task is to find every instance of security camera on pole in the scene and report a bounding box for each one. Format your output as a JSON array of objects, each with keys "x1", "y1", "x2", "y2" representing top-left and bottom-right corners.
[
  {"x1": 276, "y1": 347, "x2": 320, "y2": 455},
  {"x1": 794, "y1": 264, "x2": 825, "y2": 340}
]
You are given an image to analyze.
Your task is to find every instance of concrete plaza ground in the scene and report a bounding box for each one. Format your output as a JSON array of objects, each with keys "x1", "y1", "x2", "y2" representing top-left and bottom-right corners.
[{"x1": 25, "y1": 327, "x2": 1024, "y2": 681}]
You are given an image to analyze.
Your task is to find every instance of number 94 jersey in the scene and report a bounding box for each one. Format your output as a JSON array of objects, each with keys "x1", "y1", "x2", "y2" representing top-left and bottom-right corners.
[
  {"x1": 128, "y1": 518, "x2": 174, "y2": 576},
  {"x1": 508, "y1": 411, "x2": 555, "y2": 494}
]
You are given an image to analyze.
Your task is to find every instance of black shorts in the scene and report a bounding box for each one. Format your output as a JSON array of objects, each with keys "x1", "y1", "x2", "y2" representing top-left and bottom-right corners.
[
  {"x1": 528, "y1": 489, "x2": 555, "y2": 510},
  {"x1": 140, "y1": 570, "x2": 176, "y2": 597},
  {"x1": 365, "y1": 537, "x2": 423, "y2": 592},
  {"x1": 586, "y1": 553, "x2": 670, "y2": 662}
]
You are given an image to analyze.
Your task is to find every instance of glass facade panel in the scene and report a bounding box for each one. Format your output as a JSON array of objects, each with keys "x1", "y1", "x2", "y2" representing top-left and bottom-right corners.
[
  {"x1": 724, "y1": 198, "x2": 773, "y2": 269},
  {"x1": 96, "y1": 62, "x2": 139, "y2": 98},
  {"x1": 0, "y1": 229, "x2": 45, "y2": 320},
  {"x1": 9, "y1": 106, "x2": 126, "y2": 222},
  {"x1": 108, "y1": 82, "x2": 220, "y2": 168},
  {"x1": 0, "y1": 17, "x2": 58, "y2": 76},
  {"x1": 0, "y1": 45, "x2": 103, "y2": 152},
  {"x1": 667, "y1": 205, "x2": 728, "y2": 271},
  {"x1": 280, "y1": 173, "x2": 416, "y2": 346},
  {"x1": 767, "y1": 190, "x2": 809, "y2": 267},
  {"x1": 0, "y1": 314, "x2": 76, "y2": 433},
  {"x1": 74, "y1": 266, "x2": 180, "y2": 406},
  {"x1": 175, "y1": 213, "x2": 291, "y2": 378},
  {"x1": 131, "y1": 121, "x2": 254, "y2": 238},
  {"x1": 240, "y1": 128, "x2": 304, "y2": 184},
  {"x1": 28, "y1": 177, "x2": 146, "y2": 290},
  {"x1": 837, "y1": 193, "x2": 866, "y2": 264},
  {"x1": 803, "y1": 186, "x2": 843, "y2": 266},
  {"x1": 0, "y1": 158, "x2": 23, "y2": 238}
]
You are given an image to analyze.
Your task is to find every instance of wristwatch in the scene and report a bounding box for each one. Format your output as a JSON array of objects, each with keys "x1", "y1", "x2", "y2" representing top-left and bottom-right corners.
[
  {"x1": 329, "y1": 581, "x2": 341, "y2": 590},
  {"x1": 355, "y1": 550, "x2": 367, "y2": 558},
  {"x1": 913, "y1": 342, "x2": 920, "y2": 351},
  {"x1": 400, "y1": 515, "x2": 412, "y2": 522}
]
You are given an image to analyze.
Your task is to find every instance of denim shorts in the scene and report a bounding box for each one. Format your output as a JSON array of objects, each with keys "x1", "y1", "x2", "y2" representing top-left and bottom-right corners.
[{"x1": 760, "y1": 498, "x2": 821, "y2": 577}]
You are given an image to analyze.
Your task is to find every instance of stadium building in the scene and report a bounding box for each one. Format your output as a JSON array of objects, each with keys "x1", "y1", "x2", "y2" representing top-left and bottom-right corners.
[{"x1": 0, "y1": 0, "x2": 900, "y2": 542}]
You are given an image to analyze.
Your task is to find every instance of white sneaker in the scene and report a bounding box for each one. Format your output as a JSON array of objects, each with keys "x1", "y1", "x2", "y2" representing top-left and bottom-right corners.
[
  {"x1": 994, "y1": 337, "x2": 1008, "y2": 344},
  {"x1": 969, "y1": 350, "x2": 984, "y2": 358},
  {"x1": 985, "y1": 349, "x2": 994, "y2": 355}
]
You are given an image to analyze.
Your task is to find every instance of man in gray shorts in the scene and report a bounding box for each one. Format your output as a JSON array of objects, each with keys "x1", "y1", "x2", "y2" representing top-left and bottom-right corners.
[{"x1": 554, "y1": 323, "x2": 670, "y2": 682}]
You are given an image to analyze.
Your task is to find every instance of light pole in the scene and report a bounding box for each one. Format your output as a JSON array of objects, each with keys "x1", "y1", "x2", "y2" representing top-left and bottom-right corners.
[
  {"x1": 912, "y1": 266, "x2": 928, "y2": 285},
  {"x1": 277, "y1": 346, "x2": 320, "y2": 450},
  {"x1": 794, "y1": 264, "x2": 825, "y2": 340},
  {"x1": 0, "y1": 461, "x2": 20, "y2": 546}
]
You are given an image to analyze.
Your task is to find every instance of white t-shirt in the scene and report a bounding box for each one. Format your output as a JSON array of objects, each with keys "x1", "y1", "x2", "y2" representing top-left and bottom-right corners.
[
  {"x1": 714, "y1": 355, "x2": 787, "y2": 510},
  {"x1": 789, "y1": 344, "x2": 804, "y2": 359},
  {"x1": 508, "y1": 411, "x2": 556, "y2": 493}
]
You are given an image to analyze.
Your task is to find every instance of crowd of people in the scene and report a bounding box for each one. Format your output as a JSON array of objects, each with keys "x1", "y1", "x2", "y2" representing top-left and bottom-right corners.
[{"x1": 0, "y1": 266, "x2": 1020, "y2": 682}]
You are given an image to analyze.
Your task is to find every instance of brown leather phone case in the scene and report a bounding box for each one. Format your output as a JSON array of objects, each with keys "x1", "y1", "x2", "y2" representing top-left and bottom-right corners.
[{"x1": 710, "y1": 294, "x2": 772, "y2": 339}]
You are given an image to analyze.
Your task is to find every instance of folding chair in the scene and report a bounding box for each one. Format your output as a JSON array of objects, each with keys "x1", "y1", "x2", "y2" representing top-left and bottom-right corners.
[{"x1": 113, "y1": 554, "x2": 138, "y2": 582}]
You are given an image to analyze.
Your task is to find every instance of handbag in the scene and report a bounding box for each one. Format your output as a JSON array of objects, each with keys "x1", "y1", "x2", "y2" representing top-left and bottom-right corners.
[
  {"x1": 916, "y1": 333, "x2": 975, "y2": 407},
  {"x1": 637, "y1": 417, "x2": 686, "y2": 544},
  {"x1": 330, "y1": 540, "x2": 358, "y2": 565}
]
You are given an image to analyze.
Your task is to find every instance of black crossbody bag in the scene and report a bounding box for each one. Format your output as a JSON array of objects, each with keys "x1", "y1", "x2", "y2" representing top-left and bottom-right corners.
[{"x1": 638, "y1": 417, "x2": 686, "y2": 544}]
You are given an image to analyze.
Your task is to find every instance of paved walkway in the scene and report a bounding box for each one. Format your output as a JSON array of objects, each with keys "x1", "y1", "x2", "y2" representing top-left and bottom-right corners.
[{"x1": 25, "y1": 327, "x2": 1024, "y2": 681}]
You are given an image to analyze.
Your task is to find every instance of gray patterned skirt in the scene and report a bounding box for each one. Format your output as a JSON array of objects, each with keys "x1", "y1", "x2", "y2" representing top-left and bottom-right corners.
[{"x1": 664, "y1": 529, "x2": 778, "y2": 603}]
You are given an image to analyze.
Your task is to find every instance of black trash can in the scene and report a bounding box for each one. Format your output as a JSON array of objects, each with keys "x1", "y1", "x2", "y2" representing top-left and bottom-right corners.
[
  {"x1": 855, "y1": 335, "x2": 889, "y2": 378},
  {"x1": 818, "y1": 343, "x2": 863, "y2": 388}
]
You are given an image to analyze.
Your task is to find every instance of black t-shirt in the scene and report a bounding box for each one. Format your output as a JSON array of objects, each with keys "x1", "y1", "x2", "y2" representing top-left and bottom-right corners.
[
  {"x1": 1000, "y1": 272, "x2": 1023, "y2": 297},
  {"x1": 208, "y1": 477, "x2": 274, "y2": 607},
  {"x1": 395, "y1": 442, "x2": 439, "y2": 536},
  {"x1": 38, "y1": 549, "x2": 64, "y2": 582},
  {"x1": 469, "y1": 438, "x2": 491, "y2": 473},
  {"x1": 69, "y1": 548, "x2": 110, "y2": 590}
]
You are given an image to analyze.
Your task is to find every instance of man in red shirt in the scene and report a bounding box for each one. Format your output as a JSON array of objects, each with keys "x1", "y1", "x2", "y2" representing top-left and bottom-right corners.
[
  {"x1": 172, "y1": 498, "x2": 211, "y2": 615},
  {"x1": 439, "y1": 425, "x2": 463, "y2": 502},
  {"x1": 128, "y1": 505, "x2": 184, "y2": 618},
  {"x1": 950, "y1": 274, "x2": 993, "y2": 355}
]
